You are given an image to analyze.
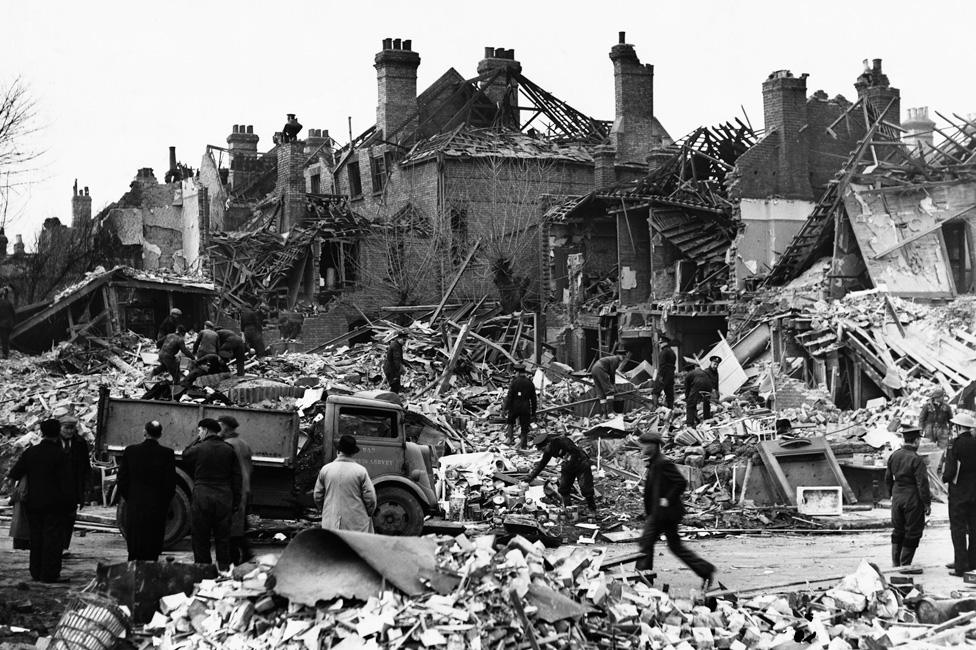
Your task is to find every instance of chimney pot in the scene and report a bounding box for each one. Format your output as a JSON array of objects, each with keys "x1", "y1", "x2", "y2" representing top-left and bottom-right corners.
[
  {"x1": 873, "y1": 58, "x2": 882, "y2": 72},
  {"x1": 484, "y1": 46, "x2": 493, "y2": 58},
  {"x1": 246, "y1": 125, "x2": 253, "y2": 134},
  {"x1": 84, "y1": 187, "x2": 89, "y2": 196},
  {"x1": 495, "y1": 47, "x2": 505, "y2": 58},
  {"x1": 383, "y1": 37, "x2": 392, "y2": 50},
  {"x1": 619, "y1": 31, "x2": 626, "y2": 44},
  {"x1": 403, "y1": 39, "x2": 411, "y2": 51},
  {"x1": 393, "y1": 38, "x2": 402, "y2": 50},
  {"x1": 233, "y1": 124, "x2": 239, "y2": 134}
]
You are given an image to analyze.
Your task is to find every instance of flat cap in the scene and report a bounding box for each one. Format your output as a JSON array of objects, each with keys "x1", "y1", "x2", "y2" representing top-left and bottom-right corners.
[
  {"x1": 217, "y1": 414, "x2": 239, "y2": 429},
  {"x1": 638, "y1": 430, "x2": 662, "y2": 444},
  {"x1": 532, "y1": 431, "x2": 550, "y2": 447},
  {"x1": 709, "y1": 356, "x2": 723, "y2": 364},
  {"x1": 198, "y1": 418, "x2": 221, "y2": 433}
]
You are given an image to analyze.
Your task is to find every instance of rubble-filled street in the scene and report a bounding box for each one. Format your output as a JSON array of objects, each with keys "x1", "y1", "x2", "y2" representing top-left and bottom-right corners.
[{"x1": 3, "y1": 2, "x2": 976, "y2": 648}]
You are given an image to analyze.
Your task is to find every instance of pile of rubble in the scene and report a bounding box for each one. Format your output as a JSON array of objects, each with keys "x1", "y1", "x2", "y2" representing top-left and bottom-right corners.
[{"x1": 96, "y1": 539, "x2": 967, "y2": 650}]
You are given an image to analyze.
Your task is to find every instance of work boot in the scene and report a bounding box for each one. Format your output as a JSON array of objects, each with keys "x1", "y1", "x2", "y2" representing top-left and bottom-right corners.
[
  {"x1": 586, "y1": 495, "x2": 598, "y2": 511},
  {"x1": 899, "y1": 545, "x2": 917, "y2": 568},
  {"x1": 947, "y1": 562, "x2": 956, "y2": 569},
  {"x1": 635, "y1": 555, "x2": 653, "y2": 571},
  {"x1": 891, "y1": 544, "x2": 903, "y2": 567}
]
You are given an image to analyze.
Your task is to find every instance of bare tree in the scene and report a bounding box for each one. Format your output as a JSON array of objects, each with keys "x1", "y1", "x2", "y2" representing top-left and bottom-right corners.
[
  {"x1": 0, "y1": 77, "x2": 42, "y2": 226},
  {"x1": 357, "y1": 206, "x2": 443, "y2": 306},
  {"x1": 15, "y1": 217, "x2": 101, "y2": 303}
]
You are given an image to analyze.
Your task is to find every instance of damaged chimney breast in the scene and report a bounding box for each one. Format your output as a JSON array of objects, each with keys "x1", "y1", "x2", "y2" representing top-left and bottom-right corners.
[{"x1": 375, "y1": 37, "x2": 420, "y2": 141}]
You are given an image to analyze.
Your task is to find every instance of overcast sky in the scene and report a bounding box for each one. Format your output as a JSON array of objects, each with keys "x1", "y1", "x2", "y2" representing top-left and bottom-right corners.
[{"x1": 3, "y1": 0, "x2": 973, "y2": 241}]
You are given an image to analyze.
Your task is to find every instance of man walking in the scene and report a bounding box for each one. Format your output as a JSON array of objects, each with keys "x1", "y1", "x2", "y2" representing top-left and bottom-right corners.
[
  {"x1": 684, "y1": 356, "x2": 721, "y2": 426},
  {"x1": 314, "y1": 435, "x2": 377, "y2": 532},
  {"x1": 219, "y1": 415, "x2": 253, "y2": 565},
  {"x1": 8, "y1": 419, "x2": 72, "y2": 583},
  {"x1": 945, "y1": 412, "x2": 976, "y2": 577},
  {"x1": 152, "y1": 327, "x2": 192, "y2": 384},
  {"x1": 384, "y1": 330, "x2": 408, "y2": 394},
  {"x1": 183, "y1": 418, "x2": 242, "y2": 570},
  {"x1": 919, "y1": 387, "x2": 953, "y2": 448},
  {"x1": 651, "y1": 336, "x2": 677, "y2": 409},
  {"x1": 523, "y1": 432, "x2": 597, "y2": 512},
  {"x1": 59, "y1": 414, "x2": 90, "y2": 553},
  {"x1": 0, "y1": 286, "x2": 14, "y2": 359},
  {"x1": 504, "y1": 362, "x2": 537, "y2": 449},
  {"x1": 240, "y1": 302, "x2": 267, "y2": 357},
  {"x1": 885, "y1": 426, "x2": 931, "y2": 568},
  {"x1": 591, "y1": 347, "x2": 631, "y2": 416},
  {"x1": 635, "y1": 430, "x2": 716, "y2": 589},
  {"x1": 117, "y1": 421, "x2": 176, "y2": 561}
]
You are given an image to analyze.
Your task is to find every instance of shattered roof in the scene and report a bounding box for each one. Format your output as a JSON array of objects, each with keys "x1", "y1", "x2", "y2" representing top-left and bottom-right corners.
[
  {"x1": 52, "y1": 266, "x2": 214, "y2": 303},
  {"x1": 402, "y1": 126, "x2": 594, "y2": 165}
]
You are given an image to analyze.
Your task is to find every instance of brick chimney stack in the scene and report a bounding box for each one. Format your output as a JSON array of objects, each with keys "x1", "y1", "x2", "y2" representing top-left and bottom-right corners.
[
  {"x1": 902, "y1": 106, "x2": 935, "y2": 157},
  {"x1": 71, "y1": 179, "x2": 91, "y2": 229},
  {"x1": 277, "y1": 114, "x2": 306, "y2": 232},
  {"x1": 13, "y1": 234, "x2": 24, "y2": 257},
  {"x1": 854, "y1": 58, "x2": 900, "y2": 128},
  {"x1": 227, "y1": 124, "x2": 260, "y2": 190},
  {"x1": 762, "y1": 69, "x2": 812, "y2": 200},
  {"x1": 609, "y1": 32, "x2": 658, "y2": 164},
  {"x1": 477, "y1": 46, "x2": 522, "y2": 129},
  {"x1": 375, "y1": 38, "x2": 420, "y2": 143},
  {"x1": 305, "y1": 128, "x2": 334, "y2": 166}
]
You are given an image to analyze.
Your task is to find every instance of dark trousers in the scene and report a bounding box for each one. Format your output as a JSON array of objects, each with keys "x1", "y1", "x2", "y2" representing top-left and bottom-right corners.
[
  {"x1": 219, "y1": 343, "x2": 245, "y2": 375},
  {"x1": 890, "y1": 492, "x2": 926, "y2": 549},
  {"x1": 652, "y1": 376, "x2": 675, "y2": 408},
  {"x1": 949, "y1": 495, "x2": 976, "y2": 572},
  {"x1": 125, "y1": 501, "x2": 168, "y2": 561},
  {"x1": 507, "y1": 409, "x2": 531, "y2": 448},
  {"x1": 229, "y1": 537, "x2": 251, "y2": 566},
  {"x1": 243, "y1": 326, "x2": 266, "y2": 357},
  {"x1": 686, "y1": 391, "x2": 711, "y2": 426},
  {"x1": 0, "y1": 326, "x2": 10, "y2": 358},
  {"x1": 191, "y1": 486, "x2": 233, "y2": 569},
  {"x1": 639, "y1": 514, "x2": 714, "y2": 580},
  {"x1": 62, "y1": 507, "x2": 77, "y2": 550},
  {"x1": 559, "y1": 457, "x2": 596, "y2": 508},
  {"x1": 26, "y1": 509, "x2": 69, "y2": 582},
  {"x1": 385, "y1": 371, "x2": 402, "y2": 394},
  {"x1": 152, "y1": 353, "x2": 181, "y2": 383}
]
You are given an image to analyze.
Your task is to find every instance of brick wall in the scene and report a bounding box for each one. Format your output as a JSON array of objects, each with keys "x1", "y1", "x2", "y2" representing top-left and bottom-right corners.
[
  {"x1": 761, "y1": 71, "x2": 811, "y2": 201},
  {"x1": 277, "y1": 142, "x2": 305, "y2": 230},
  {"x1": 617, "y1": 211, "x2": 651, "y2": 304},
  {"x1": 609, "y1": 41, "x2": 657, "y2": 164}
]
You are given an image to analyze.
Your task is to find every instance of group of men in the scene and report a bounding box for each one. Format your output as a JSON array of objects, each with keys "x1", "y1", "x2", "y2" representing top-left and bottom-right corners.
[{"x1": 152, "y1": 307, "x2": 264, "y2": 386}]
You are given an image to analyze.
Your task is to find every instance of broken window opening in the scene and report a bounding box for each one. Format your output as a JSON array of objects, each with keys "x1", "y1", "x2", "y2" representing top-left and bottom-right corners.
[
  {"x1": 310, "y1": 173, "x2": 321, "y2": 195},
  {"x1": 370, "y1": 155, "x2": 387, "y2": 193},
  {"x1": 346, "y1": 159, "x2": 362, "y2": 198},
  {"x1": 943, "y1": 221, "x2": 973, "y2": 293},
  {"x1": 320, "y1": 240, "x2": 360, "y2": 290}
]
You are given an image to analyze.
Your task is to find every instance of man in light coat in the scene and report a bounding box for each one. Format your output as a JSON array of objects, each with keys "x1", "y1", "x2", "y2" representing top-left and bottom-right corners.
[{"x1": 314, "y1": 435, "x2": 377, "y2": 532}]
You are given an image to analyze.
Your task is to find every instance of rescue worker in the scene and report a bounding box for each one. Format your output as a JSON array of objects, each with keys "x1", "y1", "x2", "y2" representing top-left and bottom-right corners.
[
  {"x1": 192, "y1": 321, "x2": 220, "y2": 359},
  {"x1": 152, "y1": 327, "x2": 192, "y2": 384},
  {"x1": 650, "y1": 336, "x2": 677, "y2": 409},
  {"x1": 217, "y1": 328, "x2": 247, "y2": 376},
  {"x1": 156, "y1": 308, "x2": 183, "y2": 347},
  {"x1": 0, "y1": 286, "x2": 14, "y2": 359},
  {"x1": 117, "y1": 421, "x2": 176, "y2": 561},
  {"x1": 885, "y1": 426, "x2": 931, "y2": 568},
  {"x1": 591, "y1": 347, "x2": 631, "y2": 416},
  {"x1": 684, "y1": 356, "x2": 721, "y2": 426},
  {"x1": 58, "y1": 414, "x2": 90, "y2": 553},
  {"x1": 945, "y1": 412, "x2": 976, "y2": 577},
  {"x1": 8, "y1": 419, "x2": 72, "y2": 583},
  {"x1": 522, "y1": 432, "x2": 596, "y2": 511},
  {"x1": 504, "y1": 362, "x2": 537, "y2": 449},
  {"x1": 183, "y1": 418, "x2": 242, "y2": 570},
  {"x1": 635, "y1": 430, "x2": 716, "y2": 589},
  {"x1": 181, "y1": 354, "x2": 229, "y2": 388},
  {"x1": 313, "y1": 435, "x2": 377, "y2": 532},
  {"x1": 240, "y1": 303, "x2": 267, "y2": 357},
  {"x1": 384, "y1": 330, "x2": 408, "y2": 393},
  {"x1": 218, "y1": 415, "x2": 253, "y2": 565},
  {"x1": 919, "y1": 387, "x2": 953, "y2": 448}
]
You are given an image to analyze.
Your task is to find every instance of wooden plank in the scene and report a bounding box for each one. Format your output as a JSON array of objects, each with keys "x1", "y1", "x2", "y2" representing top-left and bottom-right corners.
[
  {"x1": 437, "y1": 322, "x2": 471, "y2": 395},
  {"x1": 11, "y1": 273, "x2": 111, "y2": 340},
  {"x1": 429, "y1": 239, "x2": 481, "y2": 325}
]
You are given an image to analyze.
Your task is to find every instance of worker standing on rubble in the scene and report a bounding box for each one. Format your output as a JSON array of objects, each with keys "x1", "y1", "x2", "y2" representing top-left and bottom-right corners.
[
  {"x1": 0, "y1": 286, "x2": 14, "y2": 360},
  {"x1": 684, "y1": 356, "x2": 721, "y2": 427},
  {"x1": 651, "y1": 336, "x2": 677, "y2": 409},
  {"x1": 919, "y1": 387, "x2": 953, "y2": 448},
  {"x1": 885, "y1": 426, "x2": 931, "y2": 568},
  {"x1": 216, "y1": 328, "x2": 247, "y2": 376},
  {"x1": 240, "y1": 302, "x2": 267, "y2": 357},
  {"x1": 219, "y1": 415, "x2": 253, "y2": 565},
  {"x1": 384, "y1": 330, "x2": 408, "y2": 394},
  {"x1": 945, "y1": 412, "x2": 976, "y2": 577},
  {"x1": 58, "y1": 414, "x2": 90, "y2": 554},
  {"x1": 313, "y1": 434, "x2": 377, "y2": 532},
  {"x1": 156, "y1": 308, "x2": 183, "y2": 348},
  {"x1": 183, "y1": 418, "x2": 242, "y2": 570},
  {"x1": 8, "y1": 419, "x2": 72, "y2": 583},
  {"x1": 152, "y1": 327, "x2": 192, "y2": 384},
  {"x1": 117, "y1": 421, "x2": 176, "y2": 561},
  {"x1": 504, "y1": 362, "x2": 537, "y2": 449},
  {"x1": 591, "y1": 347, "x2": 631, "y2": 416},
  {"x1": 193, "y1": 321, "x2": 220, "y2": 359},
  {"x1": 635, "y1": 430, "x2": 716, "y2": 590},
  {"x1": 522, "y1": 432, "x2": 597, "y2": 511}
]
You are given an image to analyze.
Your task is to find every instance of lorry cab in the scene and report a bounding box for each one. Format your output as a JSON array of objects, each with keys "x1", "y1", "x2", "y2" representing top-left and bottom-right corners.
[{"x1": 323, "y1": 394, "x2": 439, "y2": 535}]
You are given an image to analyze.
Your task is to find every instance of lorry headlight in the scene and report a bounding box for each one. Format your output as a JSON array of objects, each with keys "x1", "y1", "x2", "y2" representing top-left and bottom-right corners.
[{"x1": 409, "y1": 470, "x2": 423, "y2": 482}]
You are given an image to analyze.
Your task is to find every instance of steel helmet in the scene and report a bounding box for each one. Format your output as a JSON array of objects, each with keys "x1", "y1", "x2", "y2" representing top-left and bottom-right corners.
[{"x1": 951, "y1": 412, "x2": 976, "y2": 428}]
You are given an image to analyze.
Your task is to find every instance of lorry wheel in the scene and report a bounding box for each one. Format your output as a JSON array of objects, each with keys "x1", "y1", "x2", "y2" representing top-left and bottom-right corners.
[
  {"x1": 373, "y1": 486, "x2": 424, "y2": 536},
  {"x1": 115, "y1": 487, "x2": 192, "y2": 549}
]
